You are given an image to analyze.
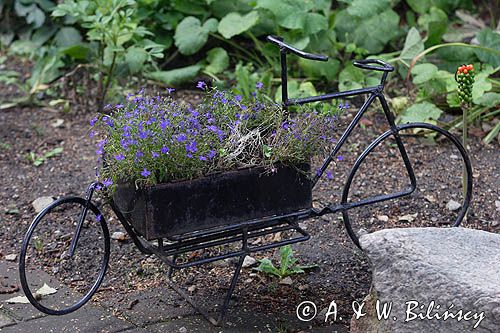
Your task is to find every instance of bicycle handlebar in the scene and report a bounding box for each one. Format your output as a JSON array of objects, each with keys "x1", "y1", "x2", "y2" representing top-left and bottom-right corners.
[
  {"x1": 267, "y1": 35, "x2": 328, "y2": 62},
  {"x1": 352, "y1": 59, "x2": 394, "y2": 72}
]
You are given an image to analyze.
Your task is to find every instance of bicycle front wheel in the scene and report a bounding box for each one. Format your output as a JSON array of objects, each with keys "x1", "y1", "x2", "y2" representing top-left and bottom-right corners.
[
  {"x1": 341, "y1": 123, "x2": 472, "y2": 248},
  {"x1": 19, "y1": 196, "x2": 110, "y2": 315}
]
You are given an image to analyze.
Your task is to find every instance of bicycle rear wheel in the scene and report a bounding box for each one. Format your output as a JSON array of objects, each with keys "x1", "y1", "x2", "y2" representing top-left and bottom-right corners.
[
  {"x1": 19, "y1": 196, "x2": 110, "y2": 315},
  {"x1": 341, "y1": 123, "x2": 472, "y2": 248}
]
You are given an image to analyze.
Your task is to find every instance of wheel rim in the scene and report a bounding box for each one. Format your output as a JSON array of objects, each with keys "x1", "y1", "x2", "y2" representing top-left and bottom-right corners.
[{"x1": 19, "y1": 196, "x2": 110, "y2": 315}]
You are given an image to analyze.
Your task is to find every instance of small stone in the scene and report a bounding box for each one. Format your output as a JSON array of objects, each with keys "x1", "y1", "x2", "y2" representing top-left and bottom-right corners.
[
  {"x1": 491, "y1": 220, "x2": 499, "y2": 227},
  {"x1": 111, "y1": 231, "x2": 127, "y2": 241},
  {"x1": 279, "y1": 277, "x2": 293, "y2": 285},
  {"x1": 51, "y1": 118, "x2": 64, "y2": 128},
  {"x1": 398, "y1": 213, "x2": 418, "y2": 222},
  {"x1": 450, "y1": 154, "x2": 459, "y2": 159},
  {"x1": 5, "y1": 254, "x2": 17, "y2": 262},
  {"x1": 244, "y1": 278, "x2": 253, "y2": 284},
  {"x1": 424, "y1": 195, "x2": 437, "y2": 203},
  {"x1": 32, "y1": 196, "x2": 55, "y2": 213},
  {"x1": 242, "y1": 256, "x2": 256, "y2": 268},
  {"x1": 377, "y1": 215, "x2": 389, "y2": 222},
  {"x1": 298, "y1": 284, "x2": 308, "y2": 291},
  {"x1": 358, "y1": 228, "x2": 368, "y2": 236},
  {"x1": 446, "y1": 200, "x2": 461, "y2": 211},
  {"x1": 495, "y1": 200, "x2": 500, "y2": 211},
  {"x1": 179, "y1": 327, "x2": 187, "y2": 333},
  {"x1": 298, "y1": 222, "x2": 307, "y2": 230},
  {"x1": 187, "y1": 285, "x2": 196, "y2": 293}
]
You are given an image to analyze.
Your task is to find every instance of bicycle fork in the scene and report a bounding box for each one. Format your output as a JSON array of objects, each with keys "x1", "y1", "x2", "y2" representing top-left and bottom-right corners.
[{"x1": 68, "y1": 182, "x2": 101, "y2": 257}]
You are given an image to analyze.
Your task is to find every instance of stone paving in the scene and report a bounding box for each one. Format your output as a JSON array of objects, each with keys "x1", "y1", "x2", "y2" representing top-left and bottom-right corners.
[{"x1": 0, "y1": 261, "x2": 348, "y2": 333}]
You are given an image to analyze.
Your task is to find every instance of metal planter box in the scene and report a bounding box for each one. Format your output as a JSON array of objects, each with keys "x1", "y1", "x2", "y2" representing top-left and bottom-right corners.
[{"x1": 112, "y1": 164, "x2": 312, "y2": 240}]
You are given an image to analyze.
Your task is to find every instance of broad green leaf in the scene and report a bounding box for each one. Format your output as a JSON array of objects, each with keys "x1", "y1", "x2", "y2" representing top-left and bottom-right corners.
[
  {"x1": 202, "y1": 18, "x2": 219, "y2": 33},
  {"x1": 446, "y1": 91, "x2": 461, "y2": 108},
  {"x1": 274, "y1": 80, "x2": 318, "y2": 102},
  {"x1": 475, "y1": 28, "x2": 500, "y2": 67},
  {"x1": 174, "y1": 17, "x2": 208, "y2": 55},
  {"x1": 346, "y1": 0, "x2": 391, "y2": 17},
  {"x1": 411, "y1": 63, "x2": 438, "y2": 84},
  {"x1": 171, "y1": 0, "x2": 207, "y2": 15},
  {"x1": 210, "y1": 0, "x2": 254, "y2": 18},
  {"x1": 406, "y1": 0, "x2": 431, "y2": 14},
  {"x1": 338, "y1": 63, "x2": 364, "y2": 91},
  {"x1": 205, "y1": 47, "x2": 229, "y2": 74},
  {"x1": 218, "y1": 11, "x2": 259, "y2": 39},
  {"x1": 418, "y1": 7, "x2": 448, "y2": 46},
  {"x1": 278, "y1": 11, "x2": 306, "y2": 30},
  {"x1": 54, "y1": 27, "x2": 82, "y2": 47},
  {"x1": 472, "y1": 72, "x2": 493, "y2": 102},
  {"x1": 474, "y1": 92, "x2": 500, "y2": 108},
  {"x1": 31, "y1": 26, "x2": 58, "y2": 46},
  {"x1": 400, "y1": 27, "x2": 425, "y2": 61},
  {"x1": 125, "y1": 47, "x2": 147, "y2": 74},
  {"x1": 399, "y1": 102, "x2": 443, "y2": 124},
  {"x1": 303, "y1": 13, "x2": 328, "y2": 35},
  {"x1": 298, "y1": 57, "x2": 340, "y2": 80},
  {"x1": 60, "y1": 44, "x2": 90, "y2": 60},
  {"x1": 146, "y1": 64, "x2": 202, "y2": 86},
  {"x1": 336, "y1": 9, "x2": 400, "y2": 54},
  {"x1": 26, "y1": 5, "x2": 46, "y2": 28}
]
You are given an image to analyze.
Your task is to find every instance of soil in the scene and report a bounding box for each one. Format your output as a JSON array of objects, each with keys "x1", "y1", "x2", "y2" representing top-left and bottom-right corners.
[{"x1": 1, "y1": 66, "x2": 498, "y2": 330}]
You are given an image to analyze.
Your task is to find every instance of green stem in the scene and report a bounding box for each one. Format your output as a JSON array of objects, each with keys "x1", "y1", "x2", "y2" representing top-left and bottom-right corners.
[
  {"x1": 99, "y1": 52, "x2": 117, "y2": 112},
  {"x1": 461, "y1": 103, "x2": 468, "y2": 205}
]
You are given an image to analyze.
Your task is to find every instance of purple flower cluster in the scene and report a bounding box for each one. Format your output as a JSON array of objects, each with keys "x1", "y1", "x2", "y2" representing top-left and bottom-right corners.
[{"x1": 91, "y1": 83, "x2": 339, "y2": 187}]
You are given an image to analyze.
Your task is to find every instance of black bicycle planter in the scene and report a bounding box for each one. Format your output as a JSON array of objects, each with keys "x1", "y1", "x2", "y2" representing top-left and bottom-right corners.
[{"x1": 19, "y1": 35, "x2": 473, "y2": 326}]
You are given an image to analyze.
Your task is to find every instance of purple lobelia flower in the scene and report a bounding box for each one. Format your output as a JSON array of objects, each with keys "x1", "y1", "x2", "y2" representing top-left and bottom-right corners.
[
  {"x1": 141, "y1": 168, "x2": 151, "y2": 177},
  {"x1": 102, "y1": 178, "x2": 113, "y2": 187},
  {"x1": 114, "y1": 153, "x2": 125, "y2": 161},
  {"x1": 161, "y1": 145, "x2": 169, "y2": 154},
  {"x1": 196, "y1": 81, "x2": 207, "y2": 90},
  {"x1": 256, "y1": 82, "x2": 264, "y2": 89}
]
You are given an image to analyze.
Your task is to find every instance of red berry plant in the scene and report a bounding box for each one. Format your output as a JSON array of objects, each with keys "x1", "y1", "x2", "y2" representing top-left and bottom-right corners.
[
  {"x1": 455, "y1": 64, "x2": 475, "y2": 145},
  {"x1": 455, "y1": 64, "x2": 475, "y2": 199}
]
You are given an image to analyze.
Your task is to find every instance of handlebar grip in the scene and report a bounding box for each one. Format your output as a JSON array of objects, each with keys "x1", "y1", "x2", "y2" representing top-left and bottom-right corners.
[
  {"x1": 353, "y1": 59, "x2": 394, "y2": 72},
  {"x1": 267, "y1": 35, "x2": 328, "y2": 62}
]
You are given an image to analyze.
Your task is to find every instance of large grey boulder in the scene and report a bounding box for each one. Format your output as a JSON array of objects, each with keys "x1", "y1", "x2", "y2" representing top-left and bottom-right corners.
[{"x1": 351, "y1": 227, "x2": 500, "y2": 333}]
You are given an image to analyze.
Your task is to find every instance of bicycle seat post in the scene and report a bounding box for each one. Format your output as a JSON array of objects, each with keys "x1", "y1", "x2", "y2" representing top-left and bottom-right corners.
[{"x1": 279, "y1": 42, "x2": 290, "y2": 120}]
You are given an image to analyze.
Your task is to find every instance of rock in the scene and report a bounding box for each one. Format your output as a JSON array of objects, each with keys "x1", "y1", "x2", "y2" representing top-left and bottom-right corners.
[
  {"x1": 398, "y1": 213, "x2": 418, "y2": 222},
  {"x1": 179, "y1": 327, "x2": 187, "y2": 333},
  {"x1": 5, "y1": 254, "x2": 17, "y2": 262},
  {"x1": 424, "y1": 195, "x2": 437, "y2": 203},
  {"x1": 279, "y1": 277, "x2": 293, "y2": 285},
  {"x1": 51, "y1": 118, "x2": 64, "y2": 128},
  {"x1": 495, "y1": 200, "x2": 500, "y2": 211},
  {"x1": 446, "y1": 199, "x2": 461, "y2": 211},
  {"x1": 242, "y1": 256, "x2": 256, "y2": 268},
  {"x1": 377, "y1": 215, "x2": 389, "y2": 222},
  {"x1": 32, "y1": 196, "x2": 55, "y2": 213},
  {"x1": 450, "y1": 154, "x2": 459, "y2": 159},
  {"x1": 354, "y1": 228, "x2": 500, "y2": 333},
  {"x1": 111, "y1": 231, "x2": 127, "y2": 241},
  {"x1": 491, "y1": 220, "x2": 499, "y2": 227},
  {"x1": 187, "y1": 285, "x2": 196, "y2": 293}
]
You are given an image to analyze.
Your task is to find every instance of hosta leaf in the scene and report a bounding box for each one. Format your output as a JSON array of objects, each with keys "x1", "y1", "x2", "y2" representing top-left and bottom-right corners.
[
  {"x1": 399, "y1": 102, "x2": 442, "y2": 124},
  {"x1": 217, "y1": 11, "x2": 259, "y2": 39},
  {"x1": 147, "y1": 64, "x2": 202, "y2": 86},
  {"x1": 418, "y1": 7, "x2": 448, "y2": 46},
  {"x1": 205, "y1": 47, "x2": 229, "y2": 74},
  {"x1": 298, "y1": 57, "x2": 340, "y2": 80},
  {"x1": 174, "y1": 17, "x2": 208, "y2": 55}
]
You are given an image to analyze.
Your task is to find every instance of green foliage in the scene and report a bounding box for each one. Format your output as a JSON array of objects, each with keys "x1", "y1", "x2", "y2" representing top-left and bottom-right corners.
[
  {"x1": 27, "y1": 147, "x2": 64, "y2": 167},
  {"x1": 254, "y1": 245, "x2": 317, "y2": 279}
]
